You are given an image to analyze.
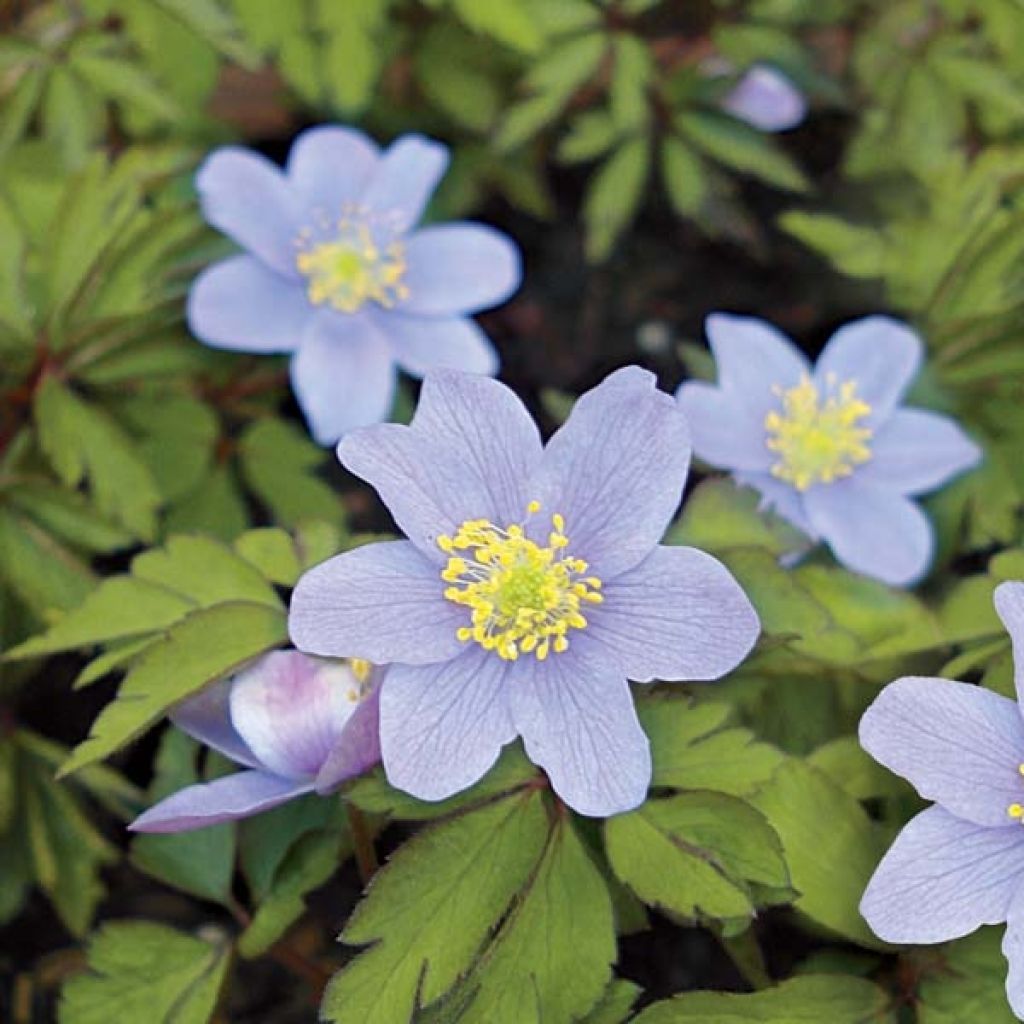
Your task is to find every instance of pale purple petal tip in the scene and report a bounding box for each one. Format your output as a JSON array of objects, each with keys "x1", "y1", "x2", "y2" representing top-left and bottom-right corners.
[{"x1": 722, "y1": 65, "x2": 807, "y2": 133}]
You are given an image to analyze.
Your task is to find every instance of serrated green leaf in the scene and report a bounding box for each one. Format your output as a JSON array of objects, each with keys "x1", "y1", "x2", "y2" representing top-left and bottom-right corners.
[
  {"x1": 59, "y1": 920, "x2": 232, "y2": 1024},
  {"x1": 233, "y1": 528, "x2": 302, "y2": 586},
  {"x1": 605, "y1": 792, "x2": 790, "y2": 923},
  {"x1": 321, "y1": 790, "x2": 550, "y2": 1023}
]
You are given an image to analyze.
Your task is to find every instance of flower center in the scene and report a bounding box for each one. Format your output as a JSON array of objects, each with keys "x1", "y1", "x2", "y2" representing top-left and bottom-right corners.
[
  {"x1": 437, "y1": 502, "x2": 603, "y2": 662},
  {"x1": 764, "y1": 374, "x2": 872, "y2": 491},
  {"x1": 295, "y1": 211, "x2": 408, "y2": 314}
]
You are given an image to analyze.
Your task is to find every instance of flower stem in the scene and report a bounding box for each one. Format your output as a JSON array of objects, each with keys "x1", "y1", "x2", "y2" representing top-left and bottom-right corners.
[{"x1": 346, "y1": 803, "x2": 379, "y2": 885}]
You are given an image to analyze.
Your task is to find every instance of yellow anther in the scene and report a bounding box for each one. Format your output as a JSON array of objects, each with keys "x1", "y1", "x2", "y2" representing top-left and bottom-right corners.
[
  {"x1": 438, "y1": 503, "x2": 601, "y2": 663},
  {"x1": 350, "y1": 658, "x2": 372, "y2": 684},
  {"x1": 296, "y1": 216, "x2": 408, "y2": 313},
  {"x1": 1010, "y1": 803, "x2": 1024, "y2": 820},
  {"x1": 764, "y1": 374, "x2": 873, "y2": 491}
]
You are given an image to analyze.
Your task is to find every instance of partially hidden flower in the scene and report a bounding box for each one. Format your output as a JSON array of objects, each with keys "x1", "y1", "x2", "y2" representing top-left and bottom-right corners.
[
  {"x1": 859, "y1": 582, "x2": 1024, "y2": 1020},
  {"x1": 186, "y1": 125, "x2": 522, "y2": 445},
  {"x1": 288, "y1": 367, "x2": 760, "y2": 817},
  {"x1": 130, "y1": 651, "x2": 380, "y2": 832},
  {"x1": 677, "y1": 314, "x2": 981, "y2": 586},
  {"x1": 721, "y1": 64, "x2": 807, "y2": 133}
]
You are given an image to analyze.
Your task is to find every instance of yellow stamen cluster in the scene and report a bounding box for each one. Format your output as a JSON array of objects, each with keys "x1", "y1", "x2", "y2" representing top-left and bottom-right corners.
[
  {"x1": 345, "y1": 658, "x2": 374, "y2": 703},
  {"x1": 764, "y1": 373, "x2": 872, "y2": 491},
  {"x1": 295, "y1": 217, "x2": 407, "y2": 313},
  {"x1": 438, "y1": 501, "x2": 603, "y2": 662},
  {"x1": 1008, "y1": 764, "x2": 1024, "y2": 823}
]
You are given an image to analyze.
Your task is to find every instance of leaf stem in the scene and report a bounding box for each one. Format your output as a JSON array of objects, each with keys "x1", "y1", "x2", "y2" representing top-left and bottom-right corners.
[
  {"x1": 718, "y1": 927, "x2": 772, "y2": 991},
  {"x1": 346, "y1": 803, "x2": 379, "y2": 885}
]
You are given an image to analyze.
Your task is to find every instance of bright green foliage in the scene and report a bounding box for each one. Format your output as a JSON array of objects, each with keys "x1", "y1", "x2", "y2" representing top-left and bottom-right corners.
[
  {"x1": 59, "y1": 920, "x2": 232, "y2": 1024},
  {"x1": 632, "y1": 974, "x2": 894, "y2": 1023}
]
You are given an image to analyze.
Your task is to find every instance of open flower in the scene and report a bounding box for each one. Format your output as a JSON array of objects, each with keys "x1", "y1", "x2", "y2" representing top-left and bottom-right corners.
[
  {"x1": 859, "y1": 583, "x2": 1024, "y2": 1020},
  {"x1": 677, "y1": 314, "x2": 981, "y2": 586},
  {"x1": 186, "y1": 125, "x2": 521, "y2": 445},
  {"x1": 722, "y1": 64, "x2": 807, "y2": 132},
  {"x1": 130, "y1": 651, "x2": 380, "y2": 833},
  {"x1": 288, "y1": 367, "x2": 759, "y2": 817}
]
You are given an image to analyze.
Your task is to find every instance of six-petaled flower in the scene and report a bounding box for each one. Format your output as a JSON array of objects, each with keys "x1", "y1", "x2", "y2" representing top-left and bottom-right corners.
[
  {"x1": 677, "y1": 314, "x2": 982, "y2": 586},
  {"x1": 859, "y1": 582, "x2": 1024, "y2": 1021},
  {"x1": 288, "y1": 366, "x2": 760, "y2": 817},
  {"x1": 130, "y1": 651, "x2": 380, "y2": 832},
  {"x1": 186, "y1": 125, "x2": 521, "y2": 445}
]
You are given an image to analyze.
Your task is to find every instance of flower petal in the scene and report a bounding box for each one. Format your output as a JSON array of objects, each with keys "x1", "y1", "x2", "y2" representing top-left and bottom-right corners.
[
  {"x1": 856, "y1": 408, "x2": 982, "y2": 495},
  {"x1": 733, "y1": 470, "x2": 816, "y2": 537},
  {"x1": 814, "y1": 316, "x2": 922, "y2": 428},
  {"x1": 530, "y1": 367, "x2": 691, "y2": 578},
  {"x1": 287, "y1": 125, "x2": 380, "y2": 214},
  {"x1": 722, "y1": 65, "x2": 807, "y2": 133},
  {"x1": 359, "y1": 134, "x2": 449, "y2": 232},
  {"x1": 706, "y1": 313, "x2": 810, "y2": 422},
  {"x1": 995, "y1": 583, "x2": 1024, "y2": 710},
  {"x1": 338, "y1": 371, "x2": 542, "y2": 558},
  {"x1": 289, "y1": 540, "x2": 465, "y2": 664},
  {"x1": 228, "y1": 651, "x2": 363, "y2": 779},
  {"x1": 399, "y1": 224, "x2": 521, "y2": 317},
  {"x1": 860, "y1": 805, "x2": 1024, "y2": 944},
  {"x1": 379, "y1": 648, "x2": 515, "y2": 801},
  {"x1": 169, "y1": 680, "x2": 257, "y2": 768},
  {"x1": 676, "y1": 380, "x2": 773, "y2": 472},
  {"x1": 1003, "y1": 882, "x2": 1024, "y2": 1018},
  {"x1": 316, "y1": 681, "x2": 382, "y2": 793},
  {"x1": 508, "y1": 640, "x2": 650, "y2": 817},
  {"x1": 588, "y1": 544, "x2": 759, "y2": 683},
  {"x1": 196, "y1": 147, "x2": 302, "y2": 277},
  {"x1": 803, "y1": 479, "x2": 932, "y2": 586},
  {"x1": 129, "y1": 770, "x2": 311, "y2": 833},
  {"x1": 373, "y1": 310, "x2": 498, "y2": 377},
  {"x1": 291, "y1": 312, "x2": 396, "y2": 445},
  {"x1": 186, "y1": 256, "x2": 310, "y2": 353},
  {"x1": 859, "y1": 676, "x2": 1024, "y2": 827}
]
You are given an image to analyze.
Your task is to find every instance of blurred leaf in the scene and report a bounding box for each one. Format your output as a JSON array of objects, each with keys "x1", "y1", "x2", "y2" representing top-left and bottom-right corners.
[
  {"x1": 583, "y1": 138, "x2": 650, "y2": 262},
  {"x1": 450, "y1": 0, "x2": 544, "y2": 53}
]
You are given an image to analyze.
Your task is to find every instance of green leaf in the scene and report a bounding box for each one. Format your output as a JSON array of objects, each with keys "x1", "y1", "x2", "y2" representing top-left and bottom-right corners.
[
  {"x1": 676, "y1": 111, "x2": 809, "y2": 191},
  {"x1": 233, "y1": 528, "x2": 302, "y2": 587},
  {"x1": 605, "y1": 792, "x2": 791, "y2": 923},
  {"x1": 751, "y1": 760, "x2": 888, "y2": 948},
  {"x1": 580, "y1": 980, "x2": 642, "y2": 1024},
  {"x1": 661, "y1": 137, "x2": 709, "y2": 218},
  {"x1": 131, "y1": 730, "x2": 236, "y2": 904},
  {"x1": 451, "y1": 816, "x2": 616, "y2": 1024},
  {"x1": 34, "y1": 377, "x2": 162, "y2": 539},
  {"x1": 609, "y1": 34, "x2": 653, "y2": 130},
  {"x1": 779, "y1": 211, "x2": 886, "y2": 278},
  {"x1": 321, "y1": 790, "x2": 550, "y2": 1023},
  {"x1": 451, "y1": 0, "x2": 544, "y2": 53},
  {"x1": 808, "y1": 737, "x2": 909, "y2": 801},
  {"x1": 70, "y1": 53, "x2": 182, "y2": 122},
  {"x1": 583, "y1": 138, "x2": 650, "y2": 262},
  {"x1": 637, "y1": 695, "x2": 785, "y2": 795},
  {"x1": 60, "y1": 601, "x2": 287, "y2": 775},
  {"x1": 59, "y1": 920, "x2": 232, "y2": 1024},
  {"x1": 632, "y1": 974, "x2": 894, "y2": 1023},
  {"x1": 319, "y1": 0, "x2": 388, "y2": 114},
  {"x1": 6, "y1": 481, "x2": 133, "y2": 554}
]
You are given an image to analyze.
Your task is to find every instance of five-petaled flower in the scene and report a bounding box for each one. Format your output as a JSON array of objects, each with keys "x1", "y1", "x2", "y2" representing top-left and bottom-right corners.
[
  {"x1": 186, "y1": 125, "x2": 521, "y2": 445},
  {"x1": 130, "y1": 651, "x2": 380, "y2": 832},
  {"x1": 288, "y1": 366, "x2": 760, "y2": 817},
  {"x1": 859, "y1": 582, "x2": 1024, "y2": 1021},
  {"x1": 677, "y1": 314, "x2": 981, "y2": 586},
  {"x1": 722, "y1": 64, "x2": 807, "y2": 133}
]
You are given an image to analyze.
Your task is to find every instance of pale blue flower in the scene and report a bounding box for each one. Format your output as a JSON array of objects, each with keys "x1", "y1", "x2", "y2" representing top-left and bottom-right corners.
[
  {"x1": 130, "y1": 651, "x2": 380, "y2": 832},
  {"x1": 187, "y1": 125, "x2": 522, "y2": 445},
  {"x1": 288, "y1": 367, "x2": 759, "y2": 817},
  {"x1": 722, "y1": 64, "x2": 807, "y2": 132},
  {"x1": 860, "y1": 582, "x2": 1024, "y2": 1021},
  {"x1": 677, "y1": 314, "x2": 981, "y2": 586}
]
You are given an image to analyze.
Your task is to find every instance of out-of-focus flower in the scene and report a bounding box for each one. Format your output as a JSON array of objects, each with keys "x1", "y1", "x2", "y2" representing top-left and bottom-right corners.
[
  {"x1": 187, "y1": 125, "x2": 521, "y2": 445},
  {"x1": 130, "y1": 651, "x2": 380, "y2": 832},
  {"x1": 288, "y1": 367, "x2": 759, "y2": 817},
  {"x1": 677, "y1": 314, "x2": 981, "y2": 586},
  {"x1": 722, "y1": 64, "x2": 807, "y2": 133},
  {"x1": 859, "y1": 582, "x2": 1024, "y2": 1021}
]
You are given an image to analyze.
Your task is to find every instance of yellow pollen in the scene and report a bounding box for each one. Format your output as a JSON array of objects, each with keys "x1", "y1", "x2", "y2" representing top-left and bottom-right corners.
[
  {"x1": 295, "y1": 217, "x2": 408, "y2": 313},
  {"x1": 437, "y1": 504, "x2": 603, "y2": 663},
  {"x1": 764, "y1": 373, "x2": 873, "y2": 491},
  {"x1": 1010, "y1": 803, "x2": 1024, "y2": 821},
  {"x1": 350, "y1": 658, "x2": 372, "y2": 684}
]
